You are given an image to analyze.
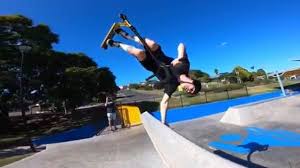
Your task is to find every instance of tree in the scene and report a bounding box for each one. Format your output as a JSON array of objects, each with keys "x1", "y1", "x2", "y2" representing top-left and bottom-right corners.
[
  {"x1": 256, "y1": 69, "x2": 267, "y2": 77},
  {"x1": 0, "y1": 15, "x2": 59, "y2": 108},
  {"x1": 219, "y1": 72, "x2": 238, "y2": 84},
  {"x1": 189, "y1": 69, "x2": 210, "y2": 82},
  {"x1": 0, "y1": 89, "x2": 12, "y2": 130},
  {"x1": 189, "y1": 70, "x2": 209, "y2": 78},
  {"x1": 1, "y1": 15, "x2": 118, "y2": 112},
  {"x1": 233, "y1": 66, "x2": 253, "y2": 82},
  {"x1": 214, "y1": 69, "x2": 219, "y2": 76},
  {"x1": 49, "y1": 66, "x2": 118, "y2": 111}
]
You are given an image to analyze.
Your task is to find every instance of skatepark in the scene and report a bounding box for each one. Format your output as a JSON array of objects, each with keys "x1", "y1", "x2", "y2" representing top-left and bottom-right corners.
[
  {"x1": 3, "y1": 90, "x2": 300, "y2": 168},
  {"x1": 2, "y1": 1, "x2": 300, "y2": 168}
]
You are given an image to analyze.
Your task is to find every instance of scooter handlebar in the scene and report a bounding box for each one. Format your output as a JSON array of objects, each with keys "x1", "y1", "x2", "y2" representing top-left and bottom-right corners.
[{"x1": 119, "y1": 14, "x2": 127, "y2": 21}]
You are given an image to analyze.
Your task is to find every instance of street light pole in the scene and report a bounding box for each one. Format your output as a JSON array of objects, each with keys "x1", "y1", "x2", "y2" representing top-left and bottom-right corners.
[
  {"x1": 19, "y1": 49, "x2": 25, "y2": 123},
  {"x1": 275, "y1": 71, "x2": 286, "y2": 96},
  {"x1": 18, "y1": 45, "x2": 36, "y2": 152}
]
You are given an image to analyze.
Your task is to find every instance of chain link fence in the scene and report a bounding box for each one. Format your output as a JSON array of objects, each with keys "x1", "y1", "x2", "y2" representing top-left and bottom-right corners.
[{"x1": 116, "y1": 85, "x2": 250, "y2": 113}]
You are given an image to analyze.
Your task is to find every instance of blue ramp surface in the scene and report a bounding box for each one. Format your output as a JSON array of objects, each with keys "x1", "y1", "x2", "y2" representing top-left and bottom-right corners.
[
  {"x1": 151, "y1": 91, "x2": 283, "y2": 123},
  {"x1": 33, "y1": 122, "x2": 106, "y2": 146}
]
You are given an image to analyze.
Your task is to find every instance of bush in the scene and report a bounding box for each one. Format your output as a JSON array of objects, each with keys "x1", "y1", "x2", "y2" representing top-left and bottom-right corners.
[
  {"x1": 203, "y1": 83, "x2": 244, "y2": 93},
  {"x1": 128, "y1": 84, "x2": 140, "y2": 89},
  {"x1": 245, "y1": 79, "x2": 274, "y2": 87},
  {"x1": 137, "y1": 101, "x2": 159, "y2": 112},
  {"x1": 139, "y1": 85, "x2": 153, "y2": 90}
]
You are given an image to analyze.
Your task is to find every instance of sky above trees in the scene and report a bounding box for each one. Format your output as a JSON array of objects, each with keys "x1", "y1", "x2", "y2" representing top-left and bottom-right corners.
[{"x1": 1, "y1": 0, "x2": 300, "y2": 85}]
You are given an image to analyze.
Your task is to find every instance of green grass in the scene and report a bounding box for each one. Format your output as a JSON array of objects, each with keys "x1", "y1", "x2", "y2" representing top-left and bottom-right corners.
[
  {"x1": 247, "y1": 85, "x2": 276, "y2": 95},
  {"x1": 1, "y1": 113, "x2": 94, "y2": 150},
  {"x1": 0, "y1": 154, "x2": 33, "y2": 167},
  {"x1": 0, "y1": 137, "x2": 25, "y2": 144}
]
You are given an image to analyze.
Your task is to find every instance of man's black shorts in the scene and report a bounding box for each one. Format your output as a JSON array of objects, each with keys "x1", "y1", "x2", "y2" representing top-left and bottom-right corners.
[{"x1": 139, "y1": 46, "x2": 173, "y2": 74}]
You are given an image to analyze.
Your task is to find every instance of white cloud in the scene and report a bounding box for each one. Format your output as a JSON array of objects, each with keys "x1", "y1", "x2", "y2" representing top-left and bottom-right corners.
[
  {"x1": 288, "y1": 57, "x2": 300, "y2": 61},
  {"x1": 218, "y1": 42, "x2": 228, "y2": 47}
]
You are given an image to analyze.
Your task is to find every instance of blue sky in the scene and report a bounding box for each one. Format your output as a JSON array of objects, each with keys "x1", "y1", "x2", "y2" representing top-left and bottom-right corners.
[{"x1": 1, "y1": 0, "x2": 300, "y2": 85}]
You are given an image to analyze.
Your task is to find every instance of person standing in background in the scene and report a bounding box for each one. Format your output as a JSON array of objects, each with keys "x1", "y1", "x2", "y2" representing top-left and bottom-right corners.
[{"x1": 105, "y1": 94, "x2": 117, "y2": 131}]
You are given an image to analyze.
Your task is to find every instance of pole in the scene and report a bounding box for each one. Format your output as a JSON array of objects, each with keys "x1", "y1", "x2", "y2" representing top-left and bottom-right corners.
[
  {"x1": 226, "y1": 89, "x2": 230, "y2": 99},
  {"x1": 276, "y1": 71, "x2": 286, "y2": 96},
  {"x1": 179, "y1": 94, "x2": 183, "y2": 107},
  {"x1": 20, "y1": 50, "x2": 25, "y2": 121},
  {"x1": 245, "y1": 84, "x2": 249, "y2": 96},
  {"x1": 19, "y1": 49, "x2": 36, "y2": 152}
]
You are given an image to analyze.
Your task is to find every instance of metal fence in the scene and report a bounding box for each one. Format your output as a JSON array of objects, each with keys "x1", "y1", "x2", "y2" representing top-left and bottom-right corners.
[{"x1": 116, "y1": 85, "x2": 249, "y2": 112}]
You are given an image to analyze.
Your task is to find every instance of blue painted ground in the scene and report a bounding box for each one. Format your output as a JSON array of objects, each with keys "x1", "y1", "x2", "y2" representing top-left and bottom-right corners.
[
  {"x1": 209, "y1": 127, "x2": 300, "y2": 155},
  {"x1": 33, "y1": 121, "x2": 106, "y2": 146},
  {"x1": 151, "y1": 90, "x2": 284, "y2": 123}
]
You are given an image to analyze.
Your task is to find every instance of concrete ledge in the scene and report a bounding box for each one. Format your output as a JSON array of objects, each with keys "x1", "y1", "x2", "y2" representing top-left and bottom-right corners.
[
  {"x1": 142, "y1": 112, "x2": 244, "y2": 168},
  {"x1": 221, "y1": 94, "x2": 300, "y2": 126}
]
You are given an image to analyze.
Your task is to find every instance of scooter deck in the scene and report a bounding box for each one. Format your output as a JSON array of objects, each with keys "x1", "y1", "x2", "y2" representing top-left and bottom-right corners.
[{"x1": 100, "y1": 23, "x2": 120, "y2": 49}]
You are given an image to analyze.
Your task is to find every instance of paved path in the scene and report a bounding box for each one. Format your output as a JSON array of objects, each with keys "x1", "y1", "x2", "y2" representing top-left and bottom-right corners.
[{"x1": 3, "y1": 126, "x2": 165, "y2": 168}]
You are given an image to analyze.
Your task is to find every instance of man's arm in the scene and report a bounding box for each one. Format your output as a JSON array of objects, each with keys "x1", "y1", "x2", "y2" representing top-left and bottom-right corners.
[
  {"x1": 105, "y1": 96, "x2": 109, "y2": 107},
  {"x1": 160, "y1": 93, "x2": 170, "y2": 124}
]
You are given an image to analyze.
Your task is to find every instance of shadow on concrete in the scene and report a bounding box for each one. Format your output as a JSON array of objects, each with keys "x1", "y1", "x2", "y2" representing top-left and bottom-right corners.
[
  {"x1": 214, "y1": 150, "x2": 267, "y2": 168},
  {"x1": 137, "y1": 101, "x2": 159, "y2": 113},
  {"x1": 238, "y1": 142, "x2": 269, "y2": 163},
  {"x1": 120, "y1": 101, "x2": 159, "y2": 113},
  {"x1": 0, "y1": 146, "x2": 45, "y2": 158},
  {"x1": 117, "y1": 94, "x2": 134, "y2": 99}
]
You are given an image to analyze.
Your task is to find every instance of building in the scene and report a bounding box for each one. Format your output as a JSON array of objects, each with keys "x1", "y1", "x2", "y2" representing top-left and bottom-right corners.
[
  {"x1": 282, "y1": 68, "x2": 300, "y2": 80},
  {"x1": 267, "y1": 68, "x2": 300, "y2": 80}
]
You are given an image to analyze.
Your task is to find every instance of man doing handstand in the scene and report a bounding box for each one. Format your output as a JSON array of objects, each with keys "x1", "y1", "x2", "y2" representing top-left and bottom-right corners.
[{"x1": 106, "y1": 29, "x2": 201, "y2": 125}]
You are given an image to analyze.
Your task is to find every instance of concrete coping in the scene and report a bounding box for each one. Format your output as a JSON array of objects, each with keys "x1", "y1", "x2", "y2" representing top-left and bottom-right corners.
[
  {"x1": 226, "y1": 93, "x2": 300, "y2": 111},
  {"x1": 141, "y1": 112, "x2": 244, "y2": 168}
]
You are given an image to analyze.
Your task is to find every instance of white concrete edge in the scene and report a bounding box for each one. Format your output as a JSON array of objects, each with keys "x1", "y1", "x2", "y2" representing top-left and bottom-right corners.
[
  {"x1": 220, "y1": 107, "x2": 241, "y2": 125},
  {"x1": 142, "y1": 112, "x2": 245, "y2": 168},
  {"x1": 226, "y1": 91, "x2": 300, "y2": 110},
  {"x1": 220, "y1": 96, "x2": 283, "y2": 125},
  {"x1": 227, "y1": 94, "x2": 287, "y2": 109}
]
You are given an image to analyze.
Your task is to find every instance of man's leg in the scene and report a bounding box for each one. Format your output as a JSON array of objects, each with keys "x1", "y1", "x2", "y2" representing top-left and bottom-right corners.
[
  {"x1": 107, "y1": 39, "x2": 147, "y2": 61},
  {"x1": 109, "y1": 120, "x2": 113, "y2": 131},
  {"x1": 115, "y1": 29, "x2": 159, "y2": 52},
  {"x1": 112, "y1": 113, "x2": 117, "y2": 131},
  {"x1": 107, "y1": 113, "x2": 113, "y2": 131}
]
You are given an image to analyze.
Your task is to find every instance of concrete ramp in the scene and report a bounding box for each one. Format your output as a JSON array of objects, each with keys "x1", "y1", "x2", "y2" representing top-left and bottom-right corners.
[
  {"x1": 3, "y1": 126, "x2": 165, "y2": 168},
  {"x1": 142, "y1": 112, "x2": 244, "y2": 168},
  {"x1": 221, "y1": 94, "x2": 300, "y2": 126}
]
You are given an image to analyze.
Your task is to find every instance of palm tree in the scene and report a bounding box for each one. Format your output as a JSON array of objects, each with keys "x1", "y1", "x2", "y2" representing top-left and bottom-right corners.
[
  {"x1": 214, "y1": 68, "x2": 221, "y2": 86},
  {"x1": 214, "y1": 69, "x2": 219, "y2": 77}
]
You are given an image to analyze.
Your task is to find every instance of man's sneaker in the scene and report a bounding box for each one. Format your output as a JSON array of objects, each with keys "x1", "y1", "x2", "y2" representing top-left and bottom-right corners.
[
  {"x1": 106, "y1": 39, "x2": 120, "y2": 47},
  {"x1": 164, "y1": 123, "x2": 171, "y2": 127}
]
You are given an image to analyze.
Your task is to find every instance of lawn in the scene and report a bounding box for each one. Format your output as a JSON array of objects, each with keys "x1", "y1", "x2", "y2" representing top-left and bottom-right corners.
[
  {"x1": 0, "y1": 112, "x2": 103, "y2": 166},
  {"x1": 0, "y1": 154, "x2": 33, "y2": 167}
]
